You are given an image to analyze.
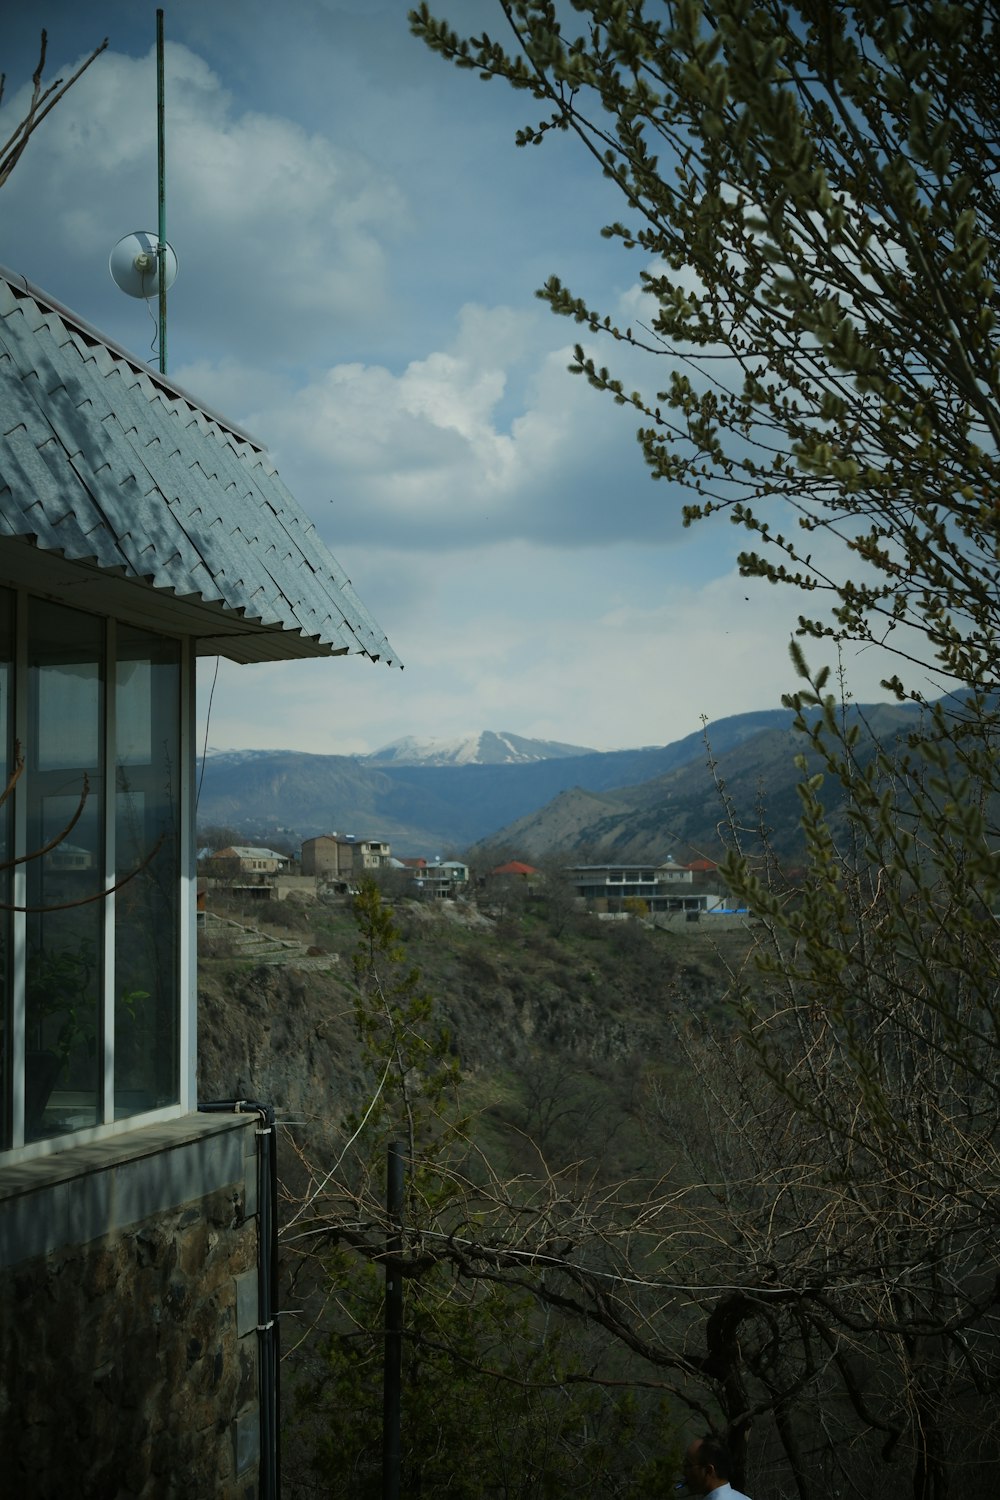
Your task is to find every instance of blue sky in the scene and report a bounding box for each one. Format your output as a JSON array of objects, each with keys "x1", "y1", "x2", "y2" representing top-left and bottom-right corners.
[{"x1": 1, "y1": 0, "x2": 899, "y2": 754}]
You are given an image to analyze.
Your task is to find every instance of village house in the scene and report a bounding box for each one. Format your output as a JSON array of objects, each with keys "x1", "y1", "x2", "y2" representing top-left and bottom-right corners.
[
  {"x1": 300, "y1": 832, "x2": 392, "y2": 884},
  {"x1": 0, "y1": 266, "x2": 397, "y2": 1497},
  {"x1": 491, "y1": 859, "x2": 539, "y2": 879},
  {"x1": 203, "y1": 845, "x2": 294, "y2": 904},
  {"x1": 212, "y1": 845, "x2": 290, "y2": 875},
  {"x1": 565, "y1": 861, "x2": 726, "y2": 916},
  {"x1": 393, "y1": 856, "x2": 470, "y2": 899}
]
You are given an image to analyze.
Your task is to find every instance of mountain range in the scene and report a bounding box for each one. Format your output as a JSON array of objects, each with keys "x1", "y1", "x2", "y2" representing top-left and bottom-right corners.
[{"x1": 197, "y1": 699, "x2": 922, "y2": 860}]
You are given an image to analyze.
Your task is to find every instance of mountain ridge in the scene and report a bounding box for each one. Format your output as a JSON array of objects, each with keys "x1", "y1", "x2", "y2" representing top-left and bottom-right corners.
[
  {"x1": 477, "y1": 699, "x2": 926, "y2": 861},
  {"x1": 195, "y1": 706, "x2": 881, "y2": 857}
]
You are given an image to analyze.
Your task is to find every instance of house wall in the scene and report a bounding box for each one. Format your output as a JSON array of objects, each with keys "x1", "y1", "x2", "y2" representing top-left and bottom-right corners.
[
  {"x1": 214, "y1": 848, "x2": 284, "y2": 874},
  {"x1": 273, "y1": 874, "x2": 318, "y2": 901},
  {"x1": 0, "y1": 1114, "x2": 262, "y2": 1499},
  {"x1": 301, "y1": 836, "x2": 351, "y2": 879},
  {"x1": 354, "y1": 841, "x2": 390, "y2": 871},
  {"x1": 650, "y1": 908, "x2": 754, "y2": 931}
]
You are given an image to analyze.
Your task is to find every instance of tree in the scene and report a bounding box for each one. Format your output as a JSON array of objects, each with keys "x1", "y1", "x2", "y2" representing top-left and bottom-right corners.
[
  {"x1": 405, "y1": 5, "x2": 1000, "y2": 1494},
  {"x1": 532, "y1": 853, "x2": 586, "y2": 938},
  {"x1": 411, "y1": 0, "x2": 1000, "y2": 706},
  {"x1": 730, "y1": 676, "x2": 1000, "y2": 1498},
  {"x1": 283, "y1": 882, "x2": 671, "y2": 1498},
  {"x1": 1, "y1": 31, "x2": 107, "y2": 190}
]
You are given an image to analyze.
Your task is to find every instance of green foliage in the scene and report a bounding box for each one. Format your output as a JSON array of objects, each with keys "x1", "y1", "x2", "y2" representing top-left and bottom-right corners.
[
  {"x1": 410, "y1": 4, "x2": 1000, "y2": 1493},
  {"x1": 411, "y1": 0, "x2": 1000, "y2": 705},
  {"x1": 347, "y1": 879, "x2": 466, "y2": 1196},
  {"x1": 298, "y1": 1247, "x2": 658, "y2": 1499}
]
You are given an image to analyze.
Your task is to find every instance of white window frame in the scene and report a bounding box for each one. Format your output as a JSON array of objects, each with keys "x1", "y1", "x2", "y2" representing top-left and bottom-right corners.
[{"x1": 4, "y1": 590, "x2": 195, "y2": 1162}]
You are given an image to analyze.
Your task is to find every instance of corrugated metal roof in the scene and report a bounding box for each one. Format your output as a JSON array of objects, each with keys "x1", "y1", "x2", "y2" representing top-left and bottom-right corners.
[{"x1": 0, "y1": 268, "x2": 399, "y2": 666}]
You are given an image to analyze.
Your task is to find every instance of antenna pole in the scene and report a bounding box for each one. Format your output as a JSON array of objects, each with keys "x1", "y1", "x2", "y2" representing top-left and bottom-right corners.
[{"x1": 156, "y1": 8, "x2": 167, "y2": 375}]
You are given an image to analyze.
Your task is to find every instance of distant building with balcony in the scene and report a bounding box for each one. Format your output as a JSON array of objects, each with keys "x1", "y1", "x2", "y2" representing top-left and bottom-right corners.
[
  {"x1": 301, "y1": 833, "x2": 391, "y2": 883},
  {"x1": 394, "y1": 857, "x2": 469, "y2": 899},
  {"x1": 566, "y1": 862, "x2": 724, "y2": 915}
]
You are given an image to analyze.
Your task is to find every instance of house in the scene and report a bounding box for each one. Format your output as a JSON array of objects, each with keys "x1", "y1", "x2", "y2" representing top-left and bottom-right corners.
[
  {"x1": 396, "y1": 857, "x2": 469, "y2": 899},
  {"x1": 301, "y1": 832, "x2": 391, "y2": 883},
  {"x1": 566, "y1": 861, "x2": 726, "y2": 915},
  {"x1": 212, "y1": 844, "x2": 290, "y2": 875},
  {"x1": 205, "y1": 845, "x2": 293, "y2": 902},
  {"x1": 203, "y1": 845, "x2": 309, "y2": 904},
  {"x1": 491, "y1": 860, "x2": 539, "y2": 878},
  {"x1": 0, "y1": 266, "x2": 397, "y2": 1497}
]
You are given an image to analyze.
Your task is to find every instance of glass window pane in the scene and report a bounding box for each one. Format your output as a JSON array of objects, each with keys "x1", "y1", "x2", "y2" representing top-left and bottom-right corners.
[
  {"x1": 114, "y1": 627, "x2": 180, "y2": 1118},
  {"x1": 37, "y1": 662, "x2": 99, "y2": 769},
  {"x1": 117, "y1": 657, "x2": 152, "y2": 765},
  {"x1": 0, "y1": 591, "x2": 11, "y2": 1149},
  {"x1": 25, "y1": 600, "x2": 103, "y2": 1141}
]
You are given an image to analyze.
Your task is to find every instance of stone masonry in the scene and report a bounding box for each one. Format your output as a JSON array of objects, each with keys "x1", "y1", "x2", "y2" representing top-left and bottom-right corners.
[{"x1": 0, "y1": 1120, "x2": 261, "y2": 1500}]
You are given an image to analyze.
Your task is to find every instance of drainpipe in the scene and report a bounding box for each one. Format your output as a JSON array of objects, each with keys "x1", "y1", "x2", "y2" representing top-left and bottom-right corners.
[{"x1": 200, "y1": 1099, "x2": 281, "y2": 1500}]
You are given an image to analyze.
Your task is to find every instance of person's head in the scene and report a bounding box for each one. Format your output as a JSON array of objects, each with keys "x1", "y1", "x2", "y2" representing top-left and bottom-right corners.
[{"x1": 682, "y1": 1433, "x2": 734, "y2": 1494}]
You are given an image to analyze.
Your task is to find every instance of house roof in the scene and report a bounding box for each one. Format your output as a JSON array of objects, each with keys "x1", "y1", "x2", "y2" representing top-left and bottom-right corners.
[
  {"x1": 304, "y1": 832, "x2": 381, "y2": 847},
  {"x1": 492, "y1": 860, "x2": 537, "y2": 876},
  {"x1": 217, "y1": 846, "x2": 287, "y2": 861},
  {"x1": 0, "y1": 267, "x2": 398, "y2": 666}
]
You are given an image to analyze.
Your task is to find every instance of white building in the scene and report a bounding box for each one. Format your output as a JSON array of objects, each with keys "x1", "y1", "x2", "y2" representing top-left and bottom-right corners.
[{"x1": 565, "y1": 862, "x2": 725, "y2": 914}]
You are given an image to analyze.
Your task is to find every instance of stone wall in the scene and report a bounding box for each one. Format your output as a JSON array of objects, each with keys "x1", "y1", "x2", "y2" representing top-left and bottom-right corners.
[{"x1": 0, "y1": 1117, "x2": 261, "y2": 1500}]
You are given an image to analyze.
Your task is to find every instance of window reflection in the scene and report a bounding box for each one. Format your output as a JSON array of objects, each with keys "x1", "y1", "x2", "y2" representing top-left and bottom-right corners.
[
  {"x1": 5, "y1": 601, "x2": 183, "y2": 1149},
  {"x1": 115, "y1": 628, "x2": 180, "y2": 1118},
  {"x1": 25, "y1": 600, "x2": 103, "y2": 1140},
  {"x1": 0, "y1": 592, "x2": 10, "y2": 1150}
]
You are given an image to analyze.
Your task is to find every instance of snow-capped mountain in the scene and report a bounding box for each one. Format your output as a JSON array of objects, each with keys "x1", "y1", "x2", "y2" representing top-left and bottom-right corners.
[
  {"x1": 364, "y1": 730, "x2": 595, "y2": 768},
  {"x1": 203, "y1": 747, "x2": 296, "y2": 761}
]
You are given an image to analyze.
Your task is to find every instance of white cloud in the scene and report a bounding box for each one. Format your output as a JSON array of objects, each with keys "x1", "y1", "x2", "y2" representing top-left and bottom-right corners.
[
  {"x1": 197, "y1": 538, "x2": 906, "y2": 759},
  {"x1": 2, "y1": 32, "x2": 692, "y2": 557},
  {"x1": 0, "y1": 41, "x2": 406, "y2": 360},
  {"x1": 178, "y1": 304, "x2": 684, "y2": 552}
]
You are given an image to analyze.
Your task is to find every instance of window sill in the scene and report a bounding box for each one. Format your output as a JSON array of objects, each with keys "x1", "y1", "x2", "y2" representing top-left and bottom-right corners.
[{"x1": 0, "y1": 1111, "x2": 257, "y2": 1268}]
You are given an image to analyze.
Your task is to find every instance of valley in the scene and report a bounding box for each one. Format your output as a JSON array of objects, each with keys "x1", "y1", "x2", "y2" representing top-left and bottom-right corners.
[{"x1": 197, "y1": 881, "x2": 756, "y2": 1495}]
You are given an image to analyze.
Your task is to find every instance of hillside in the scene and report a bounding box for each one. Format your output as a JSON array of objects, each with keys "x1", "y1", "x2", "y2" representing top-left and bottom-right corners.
[
  {"x1": 197, "y1": 889, "x2": 749, "y2": 1179},
  {"x1": 481, "y1": 698, "x2": 926, "y2": 861},
  {"x1": 197, "y1": 887, "x2": 755, "y2": 1494}
]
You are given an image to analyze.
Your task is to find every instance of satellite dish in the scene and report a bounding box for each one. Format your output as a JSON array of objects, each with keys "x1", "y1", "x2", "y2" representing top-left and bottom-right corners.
[{"x1": 109, "y1": 230, "x2": 178, "y2": 299}]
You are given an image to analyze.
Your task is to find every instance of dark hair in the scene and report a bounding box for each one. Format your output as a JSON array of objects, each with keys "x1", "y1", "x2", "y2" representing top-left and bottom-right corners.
[{"x1": 698, "y1": 1433, "x2": 734, "y2": 1480}]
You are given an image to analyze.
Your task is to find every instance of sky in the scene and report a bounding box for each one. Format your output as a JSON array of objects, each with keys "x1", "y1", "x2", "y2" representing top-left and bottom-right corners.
[{"x1": 1, "y1": 0, "x2": 904, "y2": 756}]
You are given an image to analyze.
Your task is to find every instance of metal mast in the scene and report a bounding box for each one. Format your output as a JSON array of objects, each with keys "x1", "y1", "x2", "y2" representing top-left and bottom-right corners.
[{"x1": 156, "y1": 8, "x2": 167, "y2": 374}]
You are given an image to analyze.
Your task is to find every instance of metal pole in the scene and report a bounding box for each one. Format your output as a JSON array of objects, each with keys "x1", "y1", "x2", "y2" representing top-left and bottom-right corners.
[
  {"x1": 383, "y1": 1140, "x2": 404, "y2": 1500},
  {"x1": 156, "y1": 9, "x2": 167, "y2": 375}
]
